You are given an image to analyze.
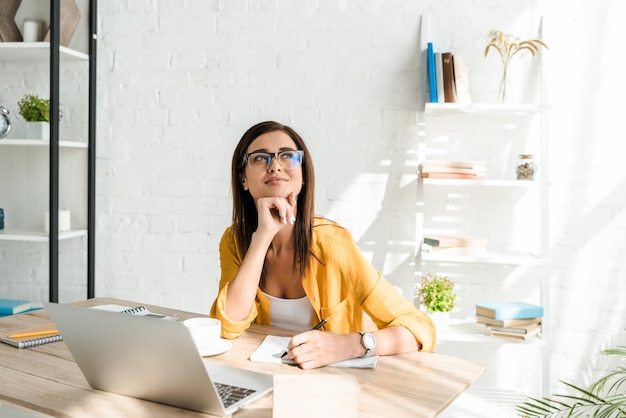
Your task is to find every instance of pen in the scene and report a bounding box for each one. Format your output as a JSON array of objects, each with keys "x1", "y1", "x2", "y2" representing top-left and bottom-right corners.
[
  {"x1": 312, "y1": 318, "x2": 328, "y2": 331},
  {"x1": 9, "y1": 329, "x2": 59, "y2": 339},
  {"x1": 281, "y1": 318, "x2": 328, "y2": 358}
]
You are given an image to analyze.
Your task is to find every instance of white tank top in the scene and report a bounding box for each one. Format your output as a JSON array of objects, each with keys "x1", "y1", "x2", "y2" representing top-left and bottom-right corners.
[{"x1": 261, "y1": 291, "x2": 313, "y2": 332}]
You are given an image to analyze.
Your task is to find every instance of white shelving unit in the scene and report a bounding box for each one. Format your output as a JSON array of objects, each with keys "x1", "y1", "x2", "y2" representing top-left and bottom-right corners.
[
  {"x1": 0, "y1": 44, "x2": 89, "y2": 243},
  {"x1": 417, "y1": 101, "x2": 551, "y2": 398},
  {"x1": 0, "y1": 0, "x2": 96, "y2": 302}
]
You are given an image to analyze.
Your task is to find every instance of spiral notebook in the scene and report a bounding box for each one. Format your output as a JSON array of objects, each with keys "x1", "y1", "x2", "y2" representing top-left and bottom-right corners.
[
  {"x1": 0, "y1": 305, "x2": 169, "y2": 349},
  {"x1": 0, "y1": 322, "x2": 63, "y2": 349},
  {"x1": 92, "y1": 304, "x2": 177, "y2": 320}
]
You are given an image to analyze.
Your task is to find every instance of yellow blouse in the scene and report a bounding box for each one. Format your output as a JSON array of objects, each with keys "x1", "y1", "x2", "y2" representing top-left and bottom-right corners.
[{"x1": 210, "y1": 217, "x2": 436, "y2": 352}]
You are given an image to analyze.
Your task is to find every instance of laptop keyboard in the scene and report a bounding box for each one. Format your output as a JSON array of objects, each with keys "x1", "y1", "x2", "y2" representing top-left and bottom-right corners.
[{"x1": 214, "y1": 382, "x2": 257, "y2": 408}]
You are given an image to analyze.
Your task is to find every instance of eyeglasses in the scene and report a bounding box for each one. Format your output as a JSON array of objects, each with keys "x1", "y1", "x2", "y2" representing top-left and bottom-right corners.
[{"x1": 242, "y1": 150, "x2": 304, "y2": 171}]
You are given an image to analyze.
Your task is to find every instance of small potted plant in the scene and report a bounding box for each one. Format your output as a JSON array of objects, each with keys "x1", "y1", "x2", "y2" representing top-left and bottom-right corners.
[
  {"x1": 17, "y1": 94, "x2": 61, "y2": 140},
  {"x1": 416, "y1": 272, "x2": 457, "y2": 332}
]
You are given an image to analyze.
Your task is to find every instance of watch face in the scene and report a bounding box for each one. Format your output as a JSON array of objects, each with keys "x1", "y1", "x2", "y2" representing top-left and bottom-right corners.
[{"x1": 363, "y1": 333, "x2": 376, "y2": 349}]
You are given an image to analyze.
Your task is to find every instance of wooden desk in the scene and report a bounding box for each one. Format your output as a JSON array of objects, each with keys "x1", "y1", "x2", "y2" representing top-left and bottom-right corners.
[{"x1": 0, "y1": 298, "x2": 485, "y2": 417}]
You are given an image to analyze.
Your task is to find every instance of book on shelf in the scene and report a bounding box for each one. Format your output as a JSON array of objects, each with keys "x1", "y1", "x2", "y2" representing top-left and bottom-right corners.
[
  {"x1": 452, "y1": 54, "x2": 471, "y2": 104},
  {"x1": 0, "y1": 299, "x2": 32, "y2": 315},
  {"x1": 475, "y1": 301, "x2": 544, "y2": 321},
  {"x1": 420, "y1": 172, "x2": 485, "y2": 180},
  {"x1": 424, "y1": 44, "x2": 471, "y2": 105},
  {"x1": 476, "y1": 315, "x2": 541, "y2": 328},
  {"x1": 491, "y1": 325, "x2": 541, "y2": 341},
  {"x1": 422, "y1": 245, "x2": 487, "y2": 257},
  {"x1": 488, "y1": 321, "x2": 541, "y2": 335},
  {"x1": 419, "y1": 160, "x2": 486, "y2": 179},
  {"x1": 441, "y1": 52, "x2": 456, "y2": 103},
  {"x1": 435, "y1": 52, "x2": 445, "y2": 103},
  {"x1": 419, "y1": 166, "x2": 484, "y2": 175},
  {"x1": 420, "y1": 160, "x2": 486, "y2": 169},
  {"x1": 427, "y1": 42, "x2": 438, "y2": 103},
  {"x1": 423, "y1": 236, "x2": 488, "y2": 248}
]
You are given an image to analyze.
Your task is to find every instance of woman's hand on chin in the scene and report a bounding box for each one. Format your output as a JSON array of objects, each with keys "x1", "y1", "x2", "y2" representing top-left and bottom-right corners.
[{"x1": 255, "y1": 192, "x2": 297, "y2": 236}]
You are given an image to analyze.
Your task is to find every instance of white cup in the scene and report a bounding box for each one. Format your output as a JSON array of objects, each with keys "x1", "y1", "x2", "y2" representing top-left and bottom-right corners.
[{"x1": 183, "y1": 317, "x2": 221, "y2": 353}]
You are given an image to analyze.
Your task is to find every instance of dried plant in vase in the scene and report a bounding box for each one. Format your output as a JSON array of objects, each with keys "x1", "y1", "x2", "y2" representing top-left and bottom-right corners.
[{"x1": 484, "y1": 30, "x2": 548, "y2": 102}]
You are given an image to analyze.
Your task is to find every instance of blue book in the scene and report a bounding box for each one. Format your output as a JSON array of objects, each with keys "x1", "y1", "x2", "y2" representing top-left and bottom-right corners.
[
  {"x1": 475, "y1": 302, "x2": 543, "y2": 320},
  {"x1": 0, "y1": 306, "x2": 42, "y2": 317},
  {"x1": 427, "y1": 42, "x2": 438, "y2": 103},
  {"x1": 0, "y1": 299, "x2": 32, "y2": 315}
]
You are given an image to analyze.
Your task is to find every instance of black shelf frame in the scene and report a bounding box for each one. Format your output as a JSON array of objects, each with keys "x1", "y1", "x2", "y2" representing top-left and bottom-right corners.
[{"x1": 48, "y1": 0, "x2": 97, "y2": 302}]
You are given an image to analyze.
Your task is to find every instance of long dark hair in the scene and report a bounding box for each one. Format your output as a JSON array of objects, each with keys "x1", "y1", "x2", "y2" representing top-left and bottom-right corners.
[{"x1": 230, "y1": 121, "x2": 315, "y2": 279}]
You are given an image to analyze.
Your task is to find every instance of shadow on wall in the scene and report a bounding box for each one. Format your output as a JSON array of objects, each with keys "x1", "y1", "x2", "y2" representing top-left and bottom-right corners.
[{"x1": 315, "y1": 18, "x2": 424, "y2": 300}]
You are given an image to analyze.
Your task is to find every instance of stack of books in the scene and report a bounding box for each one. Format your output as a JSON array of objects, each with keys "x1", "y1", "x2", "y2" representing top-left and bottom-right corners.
[
  {"x1": 475, "y1": 301, "x2": 543, "y2": 341},
  {"x1": 419, "y1": 160, "x2": 486, "y2": 180},
  {"x1": 426, "y1": 42, "x2": 471, "y2": 104},
  {"x1": 0, "y1": 299, "x2": 33, "y2": 317},
  {"x1": 422, "y1": 235, "x2": 488, "y2": 256}
]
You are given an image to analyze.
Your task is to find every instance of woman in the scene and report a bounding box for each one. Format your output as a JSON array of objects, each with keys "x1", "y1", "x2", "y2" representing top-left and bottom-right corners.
[{"x1": 211, "y1": 121, "x2": 435, "y2": 369}]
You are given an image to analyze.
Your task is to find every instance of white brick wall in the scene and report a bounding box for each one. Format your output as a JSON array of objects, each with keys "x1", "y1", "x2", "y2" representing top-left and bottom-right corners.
[{"x1": 2, "y1": 0, "x2": 625, "y2": 412}]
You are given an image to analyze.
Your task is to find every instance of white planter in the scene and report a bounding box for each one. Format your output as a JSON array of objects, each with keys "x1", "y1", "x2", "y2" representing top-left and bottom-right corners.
[
  {"x1": 26, "y1": 121, "x2": 50, "y2": 140},
  {"x1": 428, "y1": 311, "x2": 450, "y2": 333}
]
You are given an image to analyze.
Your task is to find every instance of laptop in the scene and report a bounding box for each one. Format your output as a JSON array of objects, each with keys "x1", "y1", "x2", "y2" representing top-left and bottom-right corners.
[{"x1": 44, "y1": 303, "x2": 273, "y2": 416}]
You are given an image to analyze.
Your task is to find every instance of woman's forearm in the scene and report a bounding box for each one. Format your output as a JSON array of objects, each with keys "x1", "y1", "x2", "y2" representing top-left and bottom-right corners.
[
  {"x1": 224, "y1": 231, "x2": 273, "y2": 321},
  {"x1": 370, "y1": 326, "x2": 419, "y2": 356}
]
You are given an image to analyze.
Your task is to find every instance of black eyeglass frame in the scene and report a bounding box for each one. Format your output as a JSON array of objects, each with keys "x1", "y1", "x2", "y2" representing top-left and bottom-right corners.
[{"x1": 240, "y1": 150, "x2": 304, "y2": 171}]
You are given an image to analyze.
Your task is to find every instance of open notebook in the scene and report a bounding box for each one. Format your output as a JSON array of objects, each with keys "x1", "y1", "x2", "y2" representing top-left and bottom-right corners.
[{"x1": 250, "y1": 335, "x2": 378, "y2": 368}]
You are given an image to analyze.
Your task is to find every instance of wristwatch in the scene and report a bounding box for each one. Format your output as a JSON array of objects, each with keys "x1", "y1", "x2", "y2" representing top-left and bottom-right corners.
[
  {"x1": 359, "y1": 331, "x2": 376, "y2": 357},
  {"x1": 0, "y1": 106, "x2": 11, "y2": 139}
]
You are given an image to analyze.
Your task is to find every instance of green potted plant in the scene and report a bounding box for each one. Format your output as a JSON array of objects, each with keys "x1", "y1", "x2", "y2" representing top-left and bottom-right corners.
[
  {"x1": 416, "y1": 273, "x2": 457, "y2": 332},
  {"x1": 517, "y1": 346, "x2": 626, "y2": 417},
  {"x1": 17, "y1": 94, "x2": 61, "y2": 139}
]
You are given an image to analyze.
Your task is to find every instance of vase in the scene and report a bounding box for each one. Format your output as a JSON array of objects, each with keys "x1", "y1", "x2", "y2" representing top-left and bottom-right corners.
[
  {"x1": 26, "y1": 121, "x2": 50, "y2": 140},
  {"x1": 498, "y1": 64, "x2": 512, "y2": 103}
]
